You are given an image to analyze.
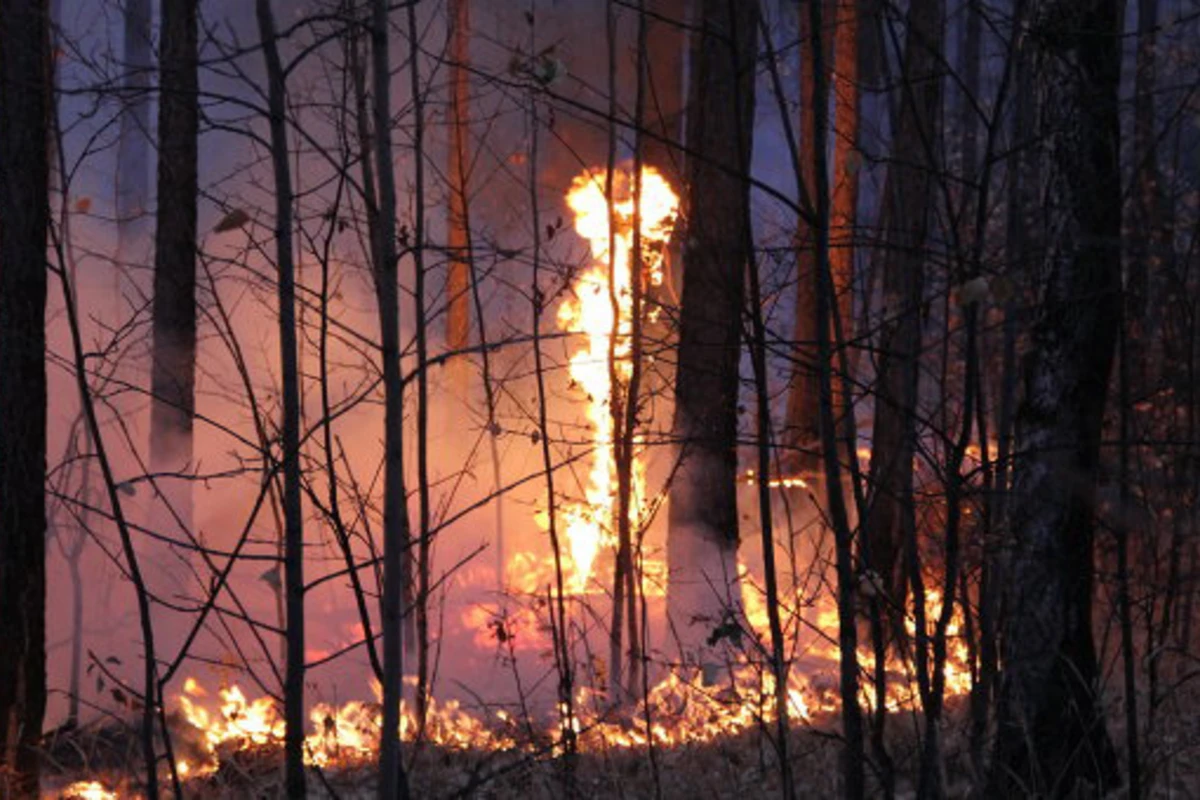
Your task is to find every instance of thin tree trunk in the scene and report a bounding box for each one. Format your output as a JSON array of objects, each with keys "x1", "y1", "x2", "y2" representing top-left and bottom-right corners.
[
  {"x1": 666, "y1": 0, "x2": 759, "y2": 667},
  {"x1": 254, "y1": 2, "x2": 305, "y2": 795},
  {"x1": 373, "y1": 0, "x2": 412, "y2": 795},
  {"x1": 445, "y1": 0, "x2": 471, "y2": 386},
  {"x1": 1117, "y1": 2, "x2": 1158, "y2": 794},
  {"x1": 863, "y1": 0, "x2": 943, "y2": 641},
  {"x1": 990, "y1": 1, "x2": 1122, "y2": 793},
  {"x1": 806, "y1": 3, "x2": 865, "y2": 795},
  {"x1": 746, "y1": 150, "x2": 797, "y2": 800},
  {"x1": 978, "y1": 26, "x2": 1034, "y2": 786},
  {"x1": 149, "y1": 0, "x2": 199, "y2": 588},
  {"x1": 607, "y1": 0, "x2": 630, "y2": 704},
  {"x1": 1117, "y1": 279, "x2": 1142, "y2": 799},
  {"x1": 0, "y1": 0, "x2": 49, "y2": 793},
  {"x1": 527, "y1": 26, "x2": 577, "y2": 783},
  {"x1": 1128, "y1": 0, "x2": 1163, "y2": 332},
  {"x1": 408, "y1": 0, "x2": 433, "y2": 732}
]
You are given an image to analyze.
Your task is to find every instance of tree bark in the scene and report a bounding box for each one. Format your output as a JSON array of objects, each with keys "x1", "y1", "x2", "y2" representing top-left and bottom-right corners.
[
  {"x1": 640, "y1": 0, "x2": 687, "y2": 184},
  {"x1": 445, "y1": 0, "x2": 471, "y2": 387},
  {"x1": 804, "y1": 3, "x2": 865, "y2": 795},
  {"x1": 254, "y1": 1, "x2": 306, "y2": 795},
  {"x1": 666, "y1": 0, "x2": 758, "y2": 665},
  {"x1": 408, "y1": 0, "x2": 433, "y2": 733},
  {"x1": 783, "y1": 0, "x2": 834, "y2": 475},
  {"x1": 862, "y1": 0, "x2": 943, "y2": 639},
  {"x1": 373, "y1": 0, "x2": 412, "y2": 795},
  {"x1": 149, "y1": 0, "x2": 199, "y2": 588},
  {"x1": 0, "y1": 0, "x2": 49, "y2": 794},
  {"x1": 115, "y1": 0, "x2": 151, "y2": 274},
  {"x1": 829, "y1": 0, "x2": 859, "y2": 373},
  {"x1": 990, "y1": 0, "x2": 1122, "y2": 793}
]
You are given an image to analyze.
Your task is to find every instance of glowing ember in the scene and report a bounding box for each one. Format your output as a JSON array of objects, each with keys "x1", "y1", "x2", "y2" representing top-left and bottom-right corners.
[
  {"x1": 554, "y1": 166, "x2": 679, "y2": 592},
  {"x1": 742, "y1": 469, "x2": 809, "y2": 490},
  {"x1": 59, "y1": 782, "x2": 118, "y2": 800}
]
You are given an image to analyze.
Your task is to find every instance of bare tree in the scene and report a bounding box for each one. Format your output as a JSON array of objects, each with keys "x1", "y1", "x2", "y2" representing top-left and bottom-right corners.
[
  {"x1": 254, "y1": 0, "x2": 306, "y2": 794},
  {"x1": 373, "y1": 0, "x2": 412, "y2": 795}
]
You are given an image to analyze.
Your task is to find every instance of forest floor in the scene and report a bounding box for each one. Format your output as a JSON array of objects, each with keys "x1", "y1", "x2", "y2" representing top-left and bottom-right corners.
[{"x1": 44, "y1": 687, "x2": 1200, "y2": 798}]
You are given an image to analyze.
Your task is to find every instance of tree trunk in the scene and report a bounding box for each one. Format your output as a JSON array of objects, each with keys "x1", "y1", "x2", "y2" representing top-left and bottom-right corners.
[
  {"x1": 829, "y1": 0, "x2": 859, "y2": 375},
  {"x1": 373, "y1": 0, "x2": 412, "y2": 795},
  {"x1": 640, "y1": 0, "x2": 687, "y2": 184},
  {"x1": 254, "y1": 2, "x2": 306, "y2": 795},
  {"x1": 990, "y1": 0, "x2": 1122, "y2": 793},
  {"x1": 804, "y1": 2, "x2": 866, "y2": 794},
  {"x1": 407, "y1": 0, "x2": 433, "y2": 733},
  {"x1": 666, "y1": 0, "x2": 758, "y2": 666},
  {"x1": 0, "y1": 0, "x2": 49, "y2": 794},
  {"x1": 1128, "y1": 0, "x2": 1164, "y2": 334},
  {"x1": 862, "y1": 0, "x2": 943, "y2": 639},
  {"x1": 445, "y1": 0, "x2": 471, "y2": 387},
  {"x1": 115, "y1": 0, "x2": 151, "y2": 277},
  {"x1": 783, "y1": 0, "x2": 834, "y2": 476},
  {"x1": 148, "y1": 0, "x2": 199, "y2": 593}
]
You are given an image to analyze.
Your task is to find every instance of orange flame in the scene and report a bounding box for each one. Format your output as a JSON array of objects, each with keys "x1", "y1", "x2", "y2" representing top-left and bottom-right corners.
[
  {"x1": 551, "y1": 166, "x2": 679, "y2": 592},
  {"x1": 59, "y1": 782, "x2": 118, "y2": 800}
]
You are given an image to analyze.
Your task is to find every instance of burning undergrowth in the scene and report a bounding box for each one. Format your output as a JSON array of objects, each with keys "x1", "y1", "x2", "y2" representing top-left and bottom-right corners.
[{"x1": 41, "y1": 164, "x2": 977, "y2": 798}]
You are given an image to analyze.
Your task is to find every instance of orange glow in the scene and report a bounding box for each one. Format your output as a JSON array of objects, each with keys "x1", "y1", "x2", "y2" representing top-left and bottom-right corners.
[
  {"x1": 553, "y1": 166, "x2": 679, "y2": 593},
  {"x1": 129, "y1": 165, "x2": 976, "y2": 789},
  {"x1": 59, "y1": 782, "x2": 118, "y2": 800}
]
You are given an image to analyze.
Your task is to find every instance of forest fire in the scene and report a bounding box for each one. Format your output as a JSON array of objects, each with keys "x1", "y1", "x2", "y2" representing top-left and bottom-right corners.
[
  {"x1": 9, "y1": 0, "x2": 1193, "y2": 795},
  {"x1": 165, "y1": 587, "x2": 972, "y2": 776},
  {"x1": 110, "y1": 163, "x2": 980, "y2": 789},
  {"x1": 552, "y1": 165, "x2": 678, "y2": 593}
]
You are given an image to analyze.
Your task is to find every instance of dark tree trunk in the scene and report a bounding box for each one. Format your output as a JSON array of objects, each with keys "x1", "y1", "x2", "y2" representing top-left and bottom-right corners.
[
  {"x1": 640, "y1": 0, "x2": 687, "y2": 184},
  {"x1": 990, "y1": 0, "x2": 1122, "y2": 794},
  {"x1": 149, "y1": 0, "x2": 199, "y2": 574},
  {"x1": 1128, "y1": 0, "x2": 1164, "y2": 333},
  {"x1": 862, "y1": 0, "x2": 943, "y2": 638},
  {"x1": 115, "y1": 0, "x2": 151, "y2": 272},
  {"x1": 373, "y1": 0, "x2": 412, "y2": 796},
  {"x1": 254, "y1": 1, "x2": 306, "y2": 795},
  {"x1": 666, "y1": 0, "x2": 758, "y2": 663},
  {"x1": 408, "y1": 0, "x2": 433, "y2": 733},
  {"x1": 0, "y1": 0, "x2": 49, "y2": 794}
]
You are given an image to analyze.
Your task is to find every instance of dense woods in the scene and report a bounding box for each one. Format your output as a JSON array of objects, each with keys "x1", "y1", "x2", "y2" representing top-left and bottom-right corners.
[{"x1": 1, "y1": 0, "x2": 1199, "y2": 797}]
